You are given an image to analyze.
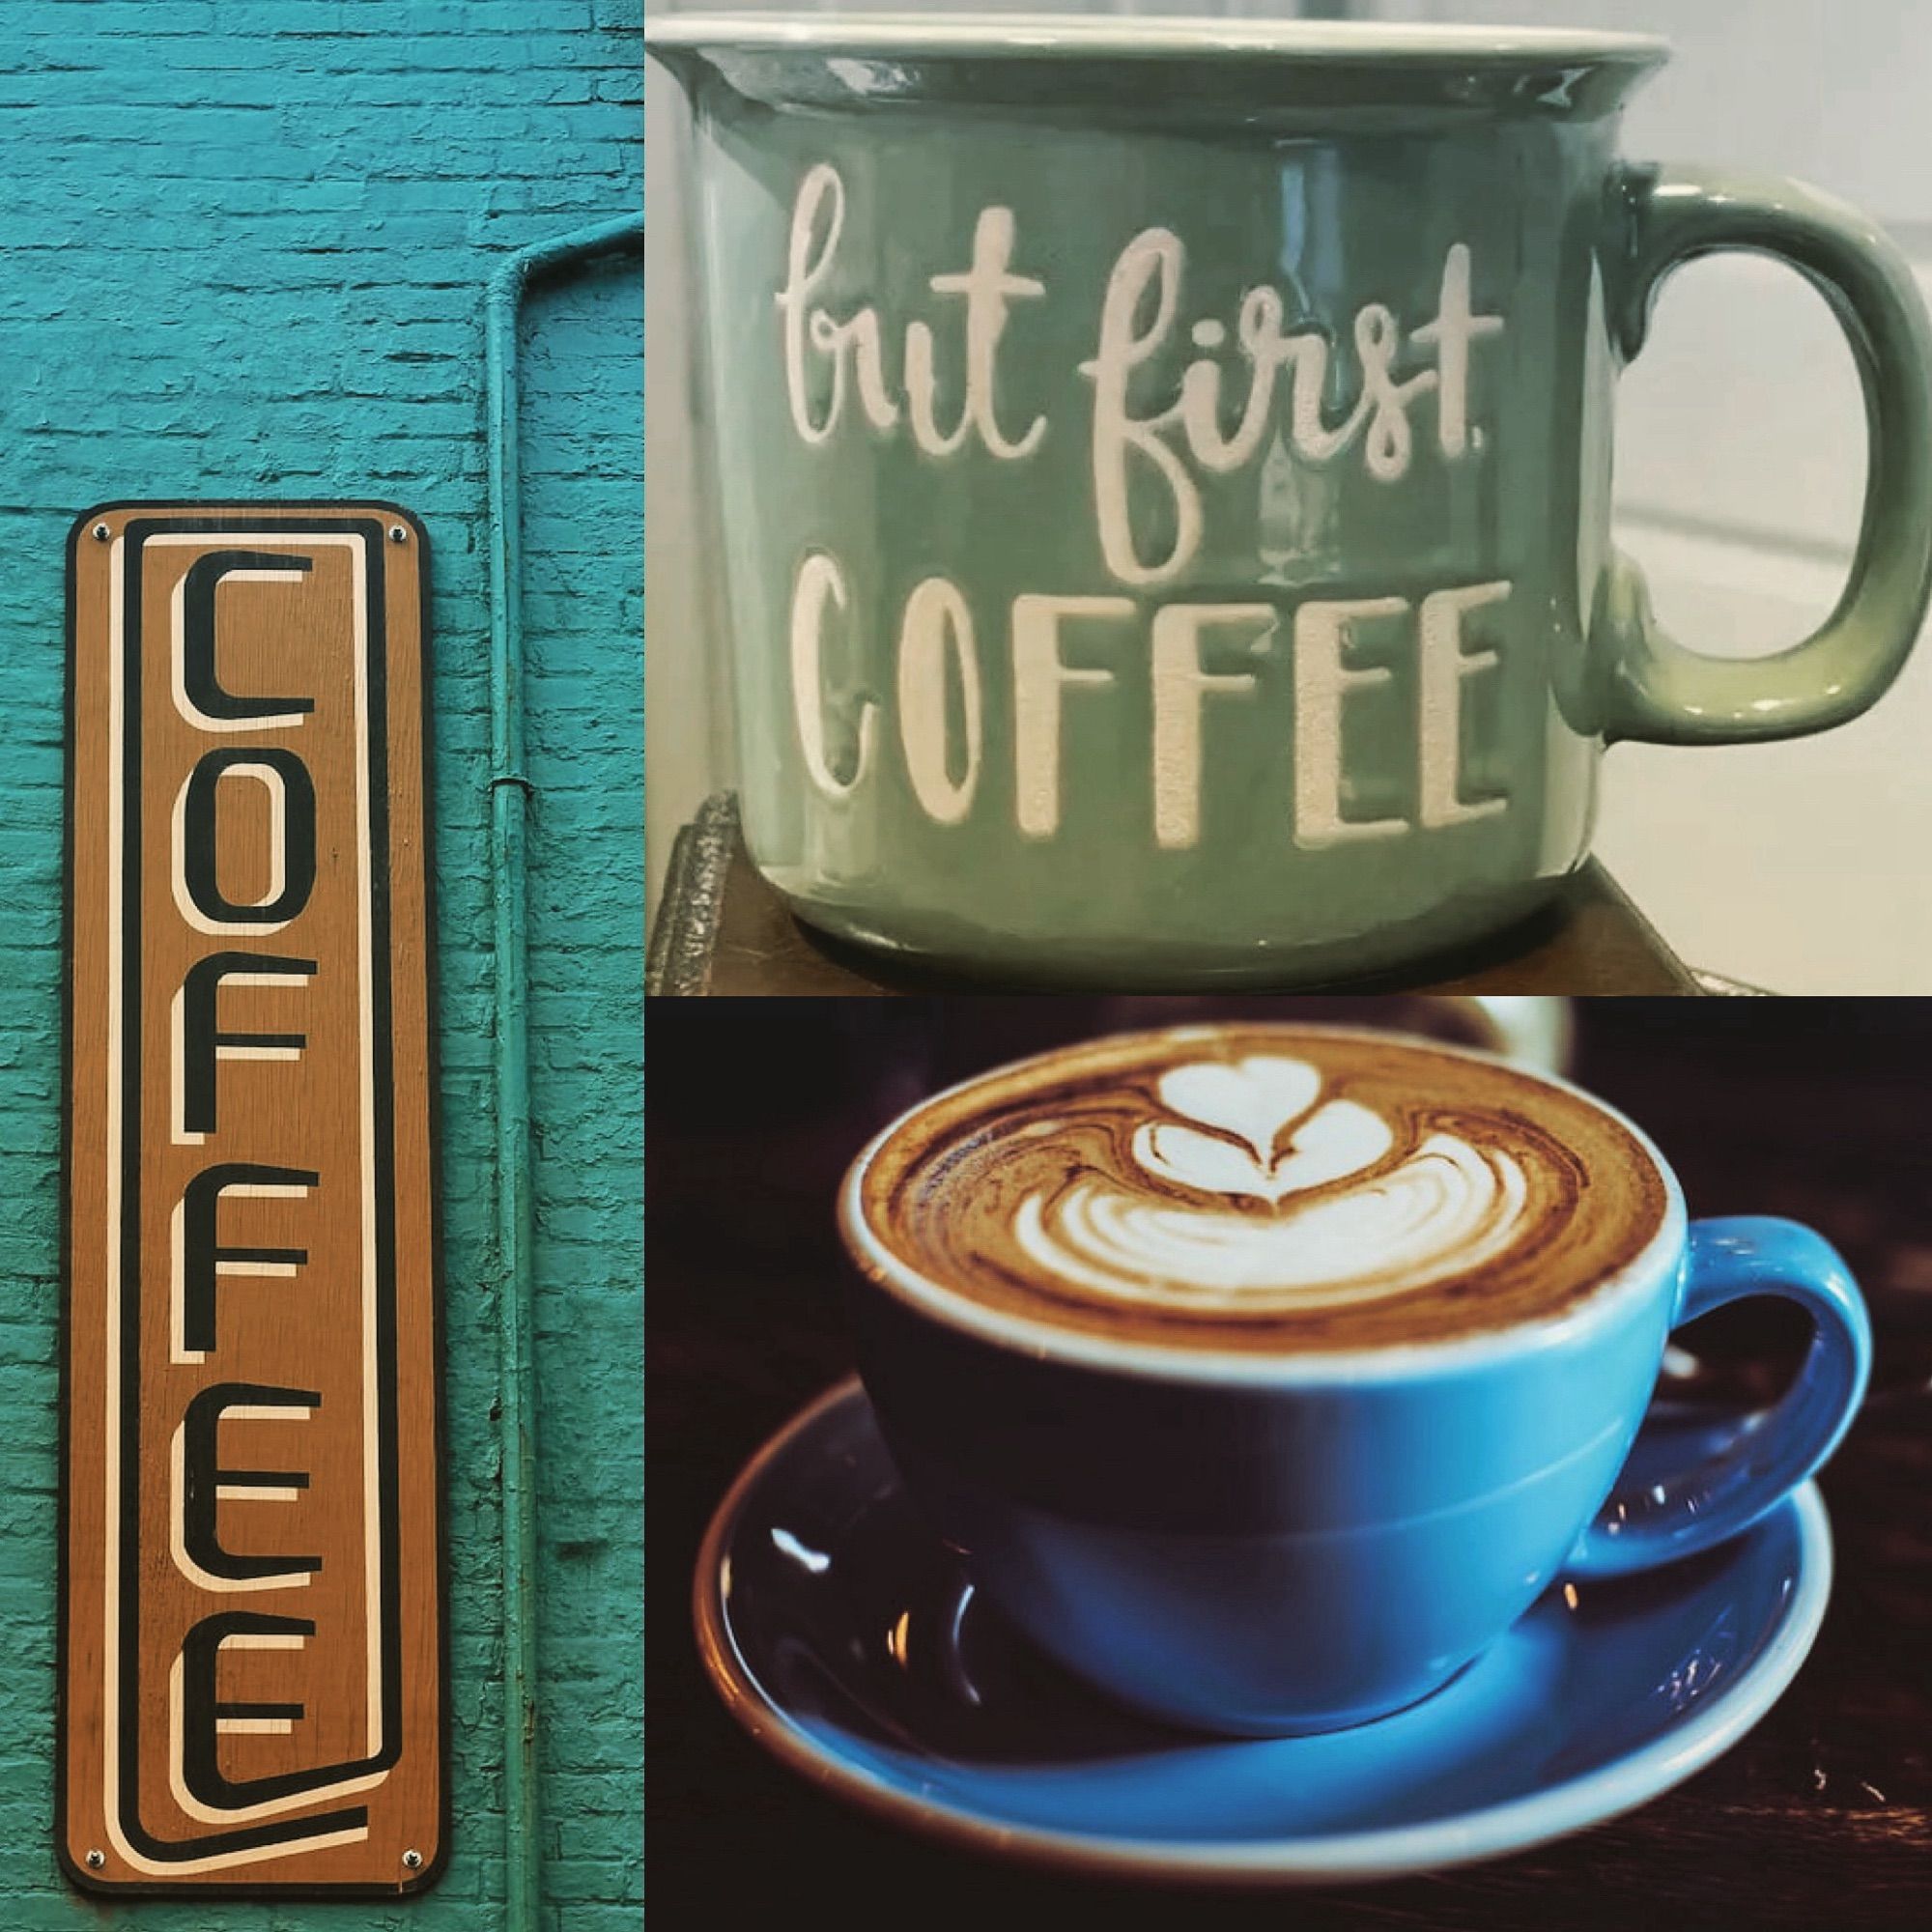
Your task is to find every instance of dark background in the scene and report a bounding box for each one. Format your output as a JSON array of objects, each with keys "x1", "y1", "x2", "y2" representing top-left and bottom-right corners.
[{"x1": 647, "y1": 1000, "x2": 1932, "y2": 1929}]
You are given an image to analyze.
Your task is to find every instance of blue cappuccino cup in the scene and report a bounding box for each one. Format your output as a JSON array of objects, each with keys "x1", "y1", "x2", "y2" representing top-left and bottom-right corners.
[{"x1": 838, "y1": 1028, "x2": 1870, "y2": 1737}]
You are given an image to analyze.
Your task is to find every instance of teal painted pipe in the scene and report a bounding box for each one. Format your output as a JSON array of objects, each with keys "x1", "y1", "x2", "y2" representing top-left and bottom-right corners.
[{"x1": 485, "y1": 210, "x2": 643, "y2": 1929}]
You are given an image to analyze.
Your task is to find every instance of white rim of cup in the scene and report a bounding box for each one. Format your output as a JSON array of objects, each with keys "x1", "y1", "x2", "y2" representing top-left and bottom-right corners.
[
  {"x1": 838, "y1": 1022, "x2": 1690, "y2": 1387},
  {"x1": 644, "y1": 15, "x2": 1670, "y2": 67}
]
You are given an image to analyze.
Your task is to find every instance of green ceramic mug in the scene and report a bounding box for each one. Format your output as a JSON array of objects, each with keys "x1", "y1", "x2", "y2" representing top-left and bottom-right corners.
[{"x1": 650, "y1": 15, "x2": 1932, "y2": 986}]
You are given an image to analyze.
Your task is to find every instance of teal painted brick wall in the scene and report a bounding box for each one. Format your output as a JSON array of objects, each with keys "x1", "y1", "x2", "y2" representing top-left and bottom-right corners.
[{"x1": 0, "y1": 4, "x2": 642, "y2": 1927}]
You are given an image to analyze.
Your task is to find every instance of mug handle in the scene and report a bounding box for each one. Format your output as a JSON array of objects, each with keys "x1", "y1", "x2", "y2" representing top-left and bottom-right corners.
[
  {"x1": 1597, "y1": 164, "x2": 1932, "y2": 745},
  {"x1": 1567, "y1": 1217, "x2": 1871, "y2": 1579}
]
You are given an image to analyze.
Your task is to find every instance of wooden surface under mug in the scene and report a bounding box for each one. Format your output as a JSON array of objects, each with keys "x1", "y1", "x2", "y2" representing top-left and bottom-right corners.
[{"x1": 648, "y1": 793, "x2": 1711, "y2": 997}]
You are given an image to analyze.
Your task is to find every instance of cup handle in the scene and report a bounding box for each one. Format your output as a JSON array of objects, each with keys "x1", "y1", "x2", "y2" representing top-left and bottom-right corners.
[
  {"x1": 1567, "y1": 1217, "x2": 1871, "y2": 1579},
  {"x1": 1596, "y1": 163, "x2": 1932, "y2": 745}
]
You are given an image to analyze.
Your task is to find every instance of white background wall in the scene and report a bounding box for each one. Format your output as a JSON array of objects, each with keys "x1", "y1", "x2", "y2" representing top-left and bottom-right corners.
[{"x1": 646, "y1": 1, "x2": 1932, "y2": 990}]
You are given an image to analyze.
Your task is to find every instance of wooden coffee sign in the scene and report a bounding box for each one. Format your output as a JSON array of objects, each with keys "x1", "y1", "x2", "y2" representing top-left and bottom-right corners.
[{"x1": 61, "y1": 504, "x2": 443, "y2": 1893}]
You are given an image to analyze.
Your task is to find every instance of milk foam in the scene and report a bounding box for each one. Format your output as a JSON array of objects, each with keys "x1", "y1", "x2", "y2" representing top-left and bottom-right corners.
[
  {"x1": 1011, "y1": 1055, "x2": 1531, "y2": 1311},
  {"x1": 863, "y1": 1026, "x2": 1669, "y2": 1354}
]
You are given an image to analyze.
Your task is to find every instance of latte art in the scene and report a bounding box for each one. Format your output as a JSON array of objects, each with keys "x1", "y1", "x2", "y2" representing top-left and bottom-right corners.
[
  {"x1": 856, "y1": 1026, "x2": 1670, "y2": 1353},
  {"x1": 1010, "y1": 1055, "x2": 1535, "y2": 1313},
  {"x1": 1016, "y1": 1127, "x2": 1530, "y2": 1312},
  {"x1": 1134, "y1": 1055, "x2": 1394, "y2": 1205}
]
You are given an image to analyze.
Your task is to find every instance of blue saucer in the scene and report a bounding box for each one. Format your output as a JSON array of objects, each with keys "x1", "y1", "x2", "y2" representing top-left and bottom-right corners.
[{"x1": 695, "y1": 1378, "x2": 1833, "y2": 1884}]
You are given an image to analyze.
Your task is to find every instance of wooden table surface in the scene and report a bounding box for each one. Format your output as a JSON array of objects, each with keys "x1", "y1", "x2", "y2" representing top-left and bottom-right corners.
[
  {"x1": 646, "y1": 1001, "x2": 1931, "y2": 1928},
  {"x1": 648, "y1": 793, "x2": 1716, "y2": 996}
]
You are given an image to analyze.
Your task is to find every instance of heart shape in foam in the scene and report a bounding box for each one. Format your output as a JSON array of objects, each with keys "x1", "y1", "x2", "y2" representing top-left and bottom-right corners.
[
  {"x1": 1157, "y1": 1057, "x2": 1322, "y2": 1161},
  {"x1": 1141, "y1": 1056, "x2": 1395, "y2": 1206}
]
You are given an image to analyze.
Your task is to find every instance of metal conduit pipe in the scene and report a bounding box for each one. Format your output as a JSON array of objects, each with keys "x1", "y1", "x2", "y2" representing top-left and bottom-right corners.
[{"x1": 484, "y1": 210, "x2": 643, "y2": 1928}]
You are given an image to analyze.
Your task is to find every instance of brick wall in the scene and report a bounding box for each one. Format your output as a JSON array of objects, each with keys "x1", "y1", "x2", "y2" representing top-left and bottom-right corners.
[{"x1": 0, "y1": 4, "x2": 641, "y2": 1926}]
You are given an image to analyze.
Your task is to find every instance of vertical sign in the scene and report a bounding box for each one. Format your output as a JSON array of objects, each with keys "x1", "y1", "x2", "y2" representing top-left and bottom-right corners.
[{"x1": 61, "y1": 504, "x2": 443, "y2": 1893}]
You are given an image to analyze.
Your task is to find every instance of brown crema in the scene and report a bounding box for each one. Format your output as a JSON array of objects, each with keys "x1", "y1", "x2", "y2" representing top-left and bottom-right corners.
[{"x1": 858, "y1": 1025, "x2": 1670, "y2": 1352}]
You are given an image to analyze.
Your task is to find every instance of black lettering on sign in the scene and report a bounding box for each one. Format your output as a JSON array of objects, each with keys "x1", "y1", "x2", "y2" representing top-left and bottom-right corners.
[
  {"x1": 178, "y1": 952, "x2": 314, "y2": 1140},
  {"x1": 180, "y1": 553, "x2": 317, "y2": 724},
  {"x1": 179, "y1": 747, "x2": 318, "y2": 928}
]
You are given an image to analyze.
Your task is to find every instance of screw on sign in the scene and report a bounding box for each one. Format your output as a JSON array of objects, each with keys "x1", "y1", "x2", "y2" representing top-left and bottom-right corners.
[{"x1": 60, "y1": 506, "x2": 444, "y2": 1894}]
